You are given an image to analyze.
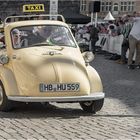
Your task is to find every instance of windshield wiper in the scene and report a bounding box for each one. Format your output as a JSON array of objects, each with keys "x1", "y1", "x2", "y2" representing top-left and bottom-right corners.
[
  {"x1": 58, "y1": 44, "x2": 76, "y2": 48},
  {"x1": 30, "y1": 42, "x2": 54, "y2": 47}
]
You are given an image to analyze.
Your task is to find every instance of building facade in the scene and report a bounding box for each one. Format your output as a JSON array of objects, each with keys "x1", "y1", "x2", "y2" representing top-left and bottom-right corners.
[
  {"x1": 1, "y1": 0, "x2": 140, "y2": 23},
  {"x1": 80, "y1": 0, "x2": 140, "y2": 18},
  {"x1": 0, "y1": 0, "x2": 80, "y2": 21}
]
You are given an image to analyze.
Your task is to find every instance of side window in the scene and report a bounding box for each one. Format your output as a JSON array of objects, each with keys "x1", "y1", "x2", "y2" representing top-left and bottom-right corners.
[
  {"x1": 11, "y1": 29, "x2": 22, "y2": 48},
  {"x1": 11, "y1": 28, "x2": 28, "y2": 49}
]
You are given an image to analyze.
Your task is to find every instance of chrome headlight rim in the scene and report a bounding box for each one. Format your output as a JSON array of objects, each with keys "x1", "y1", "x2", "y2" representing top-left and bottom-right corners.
[
  {"x1": 82, "y1": 51, "x2": 94, "y2": 63},
  {"x1": 0, "y1": 54, "x2": 9, "y2": 64}
]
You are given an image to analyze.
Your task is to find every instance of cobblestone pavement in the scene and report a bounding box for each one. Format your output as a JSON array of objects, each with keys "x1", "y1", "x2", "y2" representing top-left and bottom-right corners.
[{"x1": 0, "y1": 54, "x2": 140, "y2": 140}]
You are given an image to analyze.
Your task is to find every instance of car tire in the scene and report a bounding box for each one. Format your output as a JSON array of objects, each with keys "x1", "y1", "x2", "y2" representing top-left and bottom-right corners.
[
  {"x1": 0, "y1": 81, "x2": 13, "y2": 111},
  {"x1": 79, "y1": 99, "x2": 104, "y2": 113},
  {"x1": 41, "y1": 102, "x2": 50, "y2": 107}
]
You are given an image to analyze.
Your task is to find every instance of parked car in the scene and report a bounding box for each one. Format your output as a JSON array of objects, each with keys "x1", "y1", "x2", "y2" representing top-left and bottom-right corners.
[{"x1": 0, "y1": 15, "x2": 105, "y2": 113}]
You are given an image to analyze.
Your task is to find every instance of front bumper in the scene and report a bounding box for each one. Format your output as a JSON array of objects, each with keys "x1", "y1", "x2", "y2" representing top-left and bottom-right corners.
[{"x1": 8, "y1": 92, "x2": 105, "y2": 102}]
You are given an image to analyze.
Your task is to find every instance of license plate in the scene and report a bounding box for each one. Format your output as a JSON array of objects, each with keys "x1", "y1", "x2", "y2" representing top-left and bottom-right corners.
[{"x1": 39, "y1": 83, "x2": 80, "y2": 92}]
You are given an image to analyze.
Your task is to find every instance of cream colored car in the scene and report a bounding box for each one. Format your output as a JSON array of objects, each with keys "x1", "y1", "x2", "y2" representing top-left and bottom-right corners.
[{"x1": 0, "y1": 15, "x2": 105, "y2": 113}]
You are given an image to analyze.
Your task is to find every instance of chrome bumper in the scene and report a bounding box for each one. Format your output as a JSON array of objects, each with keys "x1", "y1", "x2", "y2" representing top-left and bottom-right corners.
[{"x1": 8, "y1": 92, "x2": 105, "y2": 102}]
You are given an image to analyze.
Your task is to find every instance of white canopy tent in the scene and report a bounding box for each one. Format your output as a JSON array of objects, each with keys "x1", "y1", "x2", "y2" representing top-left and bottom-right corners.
[{"x1": 104, "y1": 11, "x2": 115, "y2": 21}]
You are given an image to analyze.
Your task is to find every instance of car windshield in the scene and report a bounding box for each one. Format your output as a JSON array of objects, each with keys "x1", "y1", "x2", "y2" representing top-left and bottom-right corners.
[{"x1": 11, "y1": 25, "x2": 77, "y2": 49}]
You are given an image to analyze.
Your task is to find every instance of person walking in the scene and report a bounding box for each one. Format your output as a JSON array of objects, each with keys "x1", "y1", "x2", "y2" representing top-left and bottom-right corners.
[
  {"x1": 128, "y1": 12, "x2": 140, "y2": 69},
  {"x1": 89, "y1": 25, "x2": 99, "y2": 54},
  {"x1": 116, "y1": 16, "x2": 133, "y2": 64}
]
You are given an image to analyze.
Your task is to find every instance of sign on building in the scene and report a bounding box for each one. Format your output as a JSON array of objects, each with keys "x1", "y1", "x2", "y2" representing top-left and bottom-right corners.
[{"x1": 23, "y1": 4, "x2": 45, "y2": 12}]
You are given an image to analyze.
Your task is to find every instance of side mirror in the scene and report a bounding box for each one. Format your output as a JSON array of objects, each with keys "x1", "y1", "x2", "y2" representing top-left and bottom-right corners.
[{"x1": 82, "y1": 51, "x2": 94, "y2": 63}]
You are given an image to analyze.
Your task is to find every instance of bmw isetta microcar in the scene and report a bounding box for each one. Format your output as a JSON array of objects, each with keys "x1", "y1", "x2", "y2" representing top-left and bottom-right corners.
[{"x1": 0, "y1": 15, "x2": 105, "y2": 113}]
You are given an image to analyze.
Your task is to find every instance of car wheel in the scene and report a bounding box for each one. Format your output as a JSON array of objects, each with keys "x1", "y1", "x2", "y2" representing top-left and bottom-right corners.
[
  {"x1": 79, "y1": 99, "x2": 104, "y2": 113},
  {"x1": 0, "y1": 81, "x2": 13, "y2": 111}
]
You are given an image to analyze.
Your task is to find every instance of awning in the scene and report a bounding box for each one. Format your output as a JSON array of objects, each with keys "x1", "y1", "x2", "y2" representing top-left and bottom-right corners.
[{"x1": 61, "y1": 9, "x2": 90, "y2": 24}]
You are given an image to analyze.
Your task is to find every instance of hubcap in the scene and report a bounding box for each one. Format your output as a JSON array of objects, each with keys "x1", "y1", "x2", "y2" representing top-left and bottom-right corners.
[{"x1": 0, "y1": 86, "x2": 3, "y2": 105}]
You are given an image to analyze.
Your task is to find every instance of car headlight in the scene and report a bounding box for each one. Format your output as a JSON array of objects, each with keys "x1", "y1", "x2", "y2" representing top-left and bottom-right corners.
[
  {"x1": 0, "y1": 54, "x2": 9, "y2": 64},
  {"x1": 82, "y1": 51, "x2": 94, "y2": 63}
]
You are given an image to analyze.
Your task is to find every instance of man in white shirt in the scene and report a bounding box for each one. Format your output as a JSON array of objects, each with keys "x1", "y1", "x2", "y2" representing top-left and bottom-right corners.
[{"x1": 128, "y1": 12, "x2": 140, "y2": 69}]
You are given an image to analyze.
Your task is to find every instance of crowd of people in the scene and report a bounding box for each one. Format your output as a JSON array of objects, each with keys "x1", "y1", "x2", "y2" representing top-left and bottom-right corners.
[
  {"x1": 72, "y1": 11, "x2": 140, "y2": 70},
  {"x1": 1, "y1": 12, "x2": 140, "y2": 70}
]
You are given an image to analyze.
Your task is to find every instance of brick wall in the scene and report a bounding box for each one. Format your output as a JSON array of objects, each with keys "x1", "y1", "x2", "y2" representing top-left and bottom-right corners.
[{"x1": 135, "y1": 1, "x2": 140, "y2": 12}]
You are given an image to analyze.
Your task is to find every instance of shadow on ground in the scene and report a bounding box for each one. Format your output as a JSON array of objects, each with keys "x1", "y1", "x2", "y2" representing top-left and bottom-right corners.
[
  {"x1": 0, "y1": 102, "x2": 139, "y2": 119},
  {"x1": 91, "y1": 54, "x2": 140, "y2": 115}
]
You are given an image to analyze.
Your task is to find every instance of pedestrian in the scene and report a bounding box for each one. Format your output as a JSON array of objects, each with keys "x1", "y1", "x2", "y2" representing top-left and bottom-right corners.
[
  {"x1": 107, "y1": 21, "x2": 117, "y2": 36},
  {"x1": 128, "y1": 12, "x2": 140, "y2": 69},
  {"x1": 116, "y1": 16, "x2": 133, "y2": 64},
  {"x1": 89, "y1": 25, "x2": 99, "y2": 54},
  {"x1": 71, "y1": 26, "x2": 76, "y2": 37}
]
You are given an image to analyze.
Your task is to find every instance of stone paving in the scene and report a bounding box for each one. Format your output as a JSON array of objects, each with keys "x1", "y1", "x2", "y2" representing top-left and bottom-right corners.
[{"x1": 0, "y1": 54, "x2": 140, "y2": 140}]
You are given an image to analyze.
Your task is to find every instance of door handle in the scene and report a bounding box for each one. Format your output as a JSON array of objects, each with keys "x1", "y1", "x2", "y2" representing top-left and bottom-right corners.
[{"x1": 12, "y1": 55, "x2": 17, "y2": 59}]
